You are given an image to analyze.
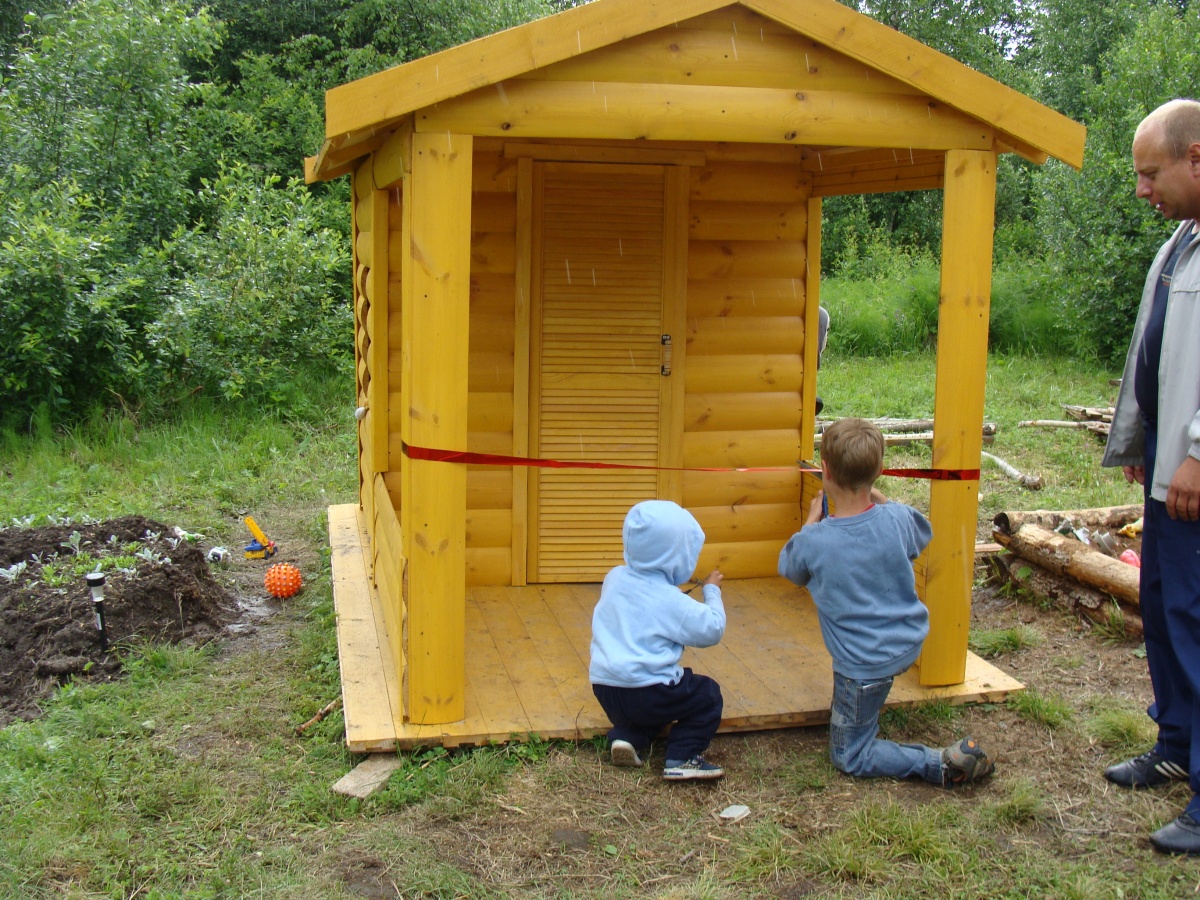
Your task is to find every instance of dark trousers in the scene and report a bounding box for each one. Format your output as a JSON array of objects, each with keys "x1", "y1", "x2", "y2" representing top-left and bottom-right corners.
[
  {"x1": 592, "y1": 668, "x2": 723, "y2": 762},
  {"x1": 1141, "y1": 421, "x2": 1200, "y2": 814}
]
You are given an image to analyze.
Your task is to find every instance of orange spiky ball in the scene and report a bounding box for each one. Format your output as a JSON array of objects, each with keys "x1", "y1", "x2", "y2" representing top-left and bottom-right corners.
[{"x1": 264, "y1": 563, "x2": 303, "y2": 599}]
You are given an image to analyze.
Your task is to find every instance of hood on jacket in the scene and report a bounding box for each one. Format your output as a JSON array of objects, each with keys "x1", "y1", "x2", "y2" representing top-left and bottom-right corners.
[{"x1": 621, "y1": 500, "x2": 704, "y2": 585}]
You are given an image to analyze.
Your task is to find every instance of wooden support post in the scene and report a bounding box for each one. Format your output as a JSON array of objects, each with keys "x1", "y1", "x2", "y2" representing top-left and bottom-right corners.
[
  {"x1": 512, "y1": 157, "x2": 533, "y2": 587},
  {"x1": 921, "y1": 149, "x2": 996, "y2": 686},
  {"x1": 801, "y1": 195, "x2": 820, "y2": 463},
  {"x1": 367, "y1": 188, "x2": 390, "y2": 470},
  {"x1": 400, "y1": 132, "x2": 473, "y2": 723}
]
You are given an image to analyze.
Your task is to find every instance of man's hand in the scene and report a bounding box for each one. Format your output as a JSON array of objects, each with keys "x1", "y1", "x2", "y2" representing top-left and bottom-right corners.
[
  {"x1": 1167, "y1": 456, "x2": 1200, "y2": 520},
  {"x1": 1123, "y1": 465, "x2": 1145, "y2": 485}
]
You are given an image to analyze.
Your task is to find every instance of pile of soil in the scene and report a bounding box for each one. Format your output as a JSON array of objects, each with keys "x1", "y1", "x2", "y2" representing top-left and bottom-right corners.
[{"x1": 0, "y1": 516, "x2": 240, "y2": 726}]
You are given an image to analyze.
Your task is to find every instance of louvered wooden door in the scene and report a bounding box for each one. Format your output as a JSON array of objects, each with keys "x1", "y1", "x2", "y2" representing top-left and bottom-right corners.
[{"x1": 528, "y1": 162, "x2": 684, "y2": 582}]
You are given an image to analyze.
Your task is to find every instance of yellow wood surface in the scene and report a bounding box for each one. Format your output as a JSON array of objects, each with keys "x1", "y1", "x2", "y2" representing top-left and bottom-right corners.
[
  {"x1": 802, "y1": 195, "x2": 821, "y2": 462},
  {"x1": 519, "y1": 11, "x2": 919, "y2": 95},
  {"x1": 690, "y1": 161, "x2": 809, "y2": 203},
  {"x1": 324, "y1": 0, "x2": 731, "y2": 139},
  {"x1": 315, "y1": 0, "x2": 1083, "y2": 181},
  {"x1": 329, "y1": 504, "x2": 1023, "y2": 750},
  {"x1": 922, "y1": 149, "x2": 997, "y2": 687},
  {"x1": 416, "y1": 80, "x2": 996, "y2": 151},
  {"x1": 367, "y1": 189, "x2": 390, "y2": 469},
  {"x1": 659, "y1": 165, "x2": 690, "y2": 504},
  {"x1": 683, "y1": 468, "x2": 799, "y2": 507},
  {"x1": 686, "y1": 315, "x2": 804, "y2": 355},
  {"x1": 370, "y1": 121, "x2": 413, "y2": 190},
  {"x1": 684, "y1": 391, "x2": 800, "y2": 431},
  {"x1": 329, "y1": 503, "x2": 403, "y2": 751},
  {"x1": 400, "y1": 132, "x2": 474, "y2": 723},
  {"x1": 528, "y1": 162, "x2": 675, "y2": 582},
  {"x1": 371, "y1": 475, "x2": 406, "y2": 696},
  {"x1": 512, "y1": 157, "x2": 533, "y2": 586},
  {"x1": 688, "y1": 238, "x2": 805, "y2": 280}
]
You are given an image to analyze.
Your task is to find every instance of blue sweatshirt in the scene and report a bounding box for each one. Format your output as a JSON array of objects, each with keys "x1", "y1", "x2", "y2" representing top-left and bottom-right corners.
[
  {"x1": 777, "y1": 501, "x2": 933, "y2": 681},
  {"x1": 589, "y1": 500, "x2": 726, "y2": 688}
]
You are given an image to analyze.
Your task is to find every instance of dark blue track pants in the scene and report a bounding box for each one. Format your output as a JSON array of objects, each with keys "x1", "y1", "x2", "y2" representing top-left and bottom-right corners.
[
  {"x1": 1141, "y1": 422, "x2": 1200, "y2": 815},
  {"x1": 592, "y1": 668, "x2": 722, "y2": 762}
]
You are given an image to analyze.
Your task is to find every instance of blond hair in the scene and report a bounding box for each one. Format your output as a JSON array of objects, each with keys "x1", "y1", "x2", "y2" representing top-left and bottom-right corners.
[{"x1": 821, "y1": 417, "x2": 884, "y2": 492}]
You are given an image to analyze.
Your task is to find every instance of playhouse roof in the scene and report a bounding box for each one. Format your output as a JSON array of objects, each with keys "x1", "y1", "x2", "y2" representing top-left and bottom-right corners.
[{"x1": 306, "y1": 0, "x2": 1085, "y2": 183}]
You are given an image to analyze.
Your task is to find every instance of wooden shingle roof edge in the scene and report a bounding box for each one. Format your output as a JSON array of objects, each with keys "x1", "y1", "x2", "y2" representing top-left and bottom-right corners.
[{"x1": 305, "y1": 0, "x2": 1085, "y2": 183}]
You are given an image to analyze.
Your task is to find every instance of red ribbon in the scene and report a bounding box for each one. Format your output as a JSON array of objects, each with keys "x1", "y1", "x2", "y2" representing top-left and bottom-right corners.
[{"x1": 401, "y1": 442, "x2": 979, "y2": 482}]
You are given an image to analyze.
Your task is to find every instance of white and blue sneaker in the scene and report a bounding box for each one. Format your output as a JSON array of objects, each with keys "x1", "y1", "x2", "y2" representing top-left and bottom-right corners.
[{"x1": 662, "y1": 756, "x2": 724, "y2": 781}]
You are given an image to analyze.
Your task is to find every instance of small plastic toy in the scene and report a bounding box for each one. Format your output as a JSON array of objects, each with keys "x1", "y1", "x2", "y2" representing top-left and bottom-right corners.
[
  {"x1": 243, "y1": 516, "x2": 277, "y2": 559},
  {"x1": 1119, "y1": 549, "x2": 1141, "y2": 568},
  {"x1": 264, "y1": 563, "x2": 303, "y2": 598}
]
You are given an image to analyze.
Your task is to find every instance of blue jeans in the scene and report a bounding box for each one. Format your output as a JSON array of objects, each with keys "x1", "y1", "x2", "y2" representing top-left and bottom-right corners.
[{"x1": 829, "y1": 671, "x2": 943, "y2": 784}]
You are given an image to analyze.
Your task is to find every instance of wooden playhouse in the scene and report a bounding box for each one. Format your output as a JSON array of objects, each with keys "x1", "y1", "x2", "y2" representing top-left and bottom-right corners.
[{"x1": 307, "y1": 0, "x2": 1086, "y2": 750}]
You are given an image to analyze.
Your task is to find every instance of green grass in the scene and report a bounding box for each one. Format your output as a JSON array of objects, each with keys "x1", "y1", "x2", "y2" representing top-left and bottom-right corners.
[
  {"x1": 0, "y1": 355, "x2": 1184, "y2": 899},
  {"x1": 969, "y1": 625, "x2": 1045, "y2": 659},
  {"x1": 817, "y1": 351, "x2": 1137, "y2": 534},
  {"x1": 1007, "y1": 688, "x2": 1075, "y2": 730},
  {"x1": 1084, "y1": 700, "x2": 1157, "y2": 761}
]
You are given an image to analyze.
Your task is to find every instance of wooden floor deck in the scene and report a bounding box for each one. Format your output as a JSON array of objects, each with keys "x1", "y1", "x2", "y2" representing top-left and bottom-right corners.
[{"x1": 329, "y1": 504, "x2": 1023, "y2": 752}]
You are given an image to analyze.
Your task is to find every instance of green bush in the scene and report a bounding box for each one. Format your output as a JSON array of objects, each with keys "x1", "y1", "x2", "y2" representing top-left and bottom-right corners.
[
  {"x1": 0, "y1": 179, "x2": 149, "y2": 423},
  {"x1": 152, "y1": 164, "x2": 352, "y2": 405}
]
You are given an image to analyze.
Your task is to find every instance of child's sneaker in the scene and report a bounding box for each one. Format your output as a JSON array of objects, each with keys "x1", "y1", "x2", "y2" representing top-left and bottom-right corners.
[
  {"x1": 942, "y1": 737, "x2": 994, "y2": 785},
  {"x1": 662, "y1": 756, "x2": 724, "y2": 781},
  {"x1": 610, "y1": 740, "x2": 643, "y2": 768}
]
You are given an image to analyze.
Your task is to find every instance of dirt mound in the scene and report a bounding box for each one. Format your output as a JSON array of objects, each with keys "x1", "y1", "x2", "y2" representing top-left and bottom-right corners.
[{"x1": 0, "y1": 515, "x2": 240, "y2": 725}]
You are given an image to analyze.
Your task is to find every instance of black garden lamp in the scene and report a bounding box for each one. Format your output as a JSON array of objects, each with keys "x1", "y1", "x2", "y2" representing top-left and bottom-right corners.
[{"x1": 86, "y1": 571, "x2": 109, "y2": 652}]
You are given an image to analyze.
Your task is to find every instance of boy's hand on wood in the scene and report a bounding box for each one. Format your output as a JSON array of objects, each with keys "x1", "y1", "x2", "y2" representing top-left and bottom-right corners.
[
  {"x1": 805, "y1": 491, "x2": 825, "y2": 526},
  {"x1": 701, "y1": 569, "x2": 723, "y2": 587}
]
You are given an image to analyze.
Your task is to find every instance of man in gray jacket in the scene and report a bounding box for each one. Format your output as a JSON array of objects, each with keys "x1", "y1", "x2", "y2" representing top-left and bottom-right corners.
[{"x1": 1102, "y1": 98, "x2": 1200, "y2": 855}]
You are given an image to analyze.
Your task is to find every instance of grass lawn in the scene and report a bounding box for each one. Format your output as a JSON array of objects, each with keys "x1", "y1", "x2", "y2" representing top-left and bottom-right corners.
[{"x1": 2, "y1": 353, "x2": 1192, "y2": 899}]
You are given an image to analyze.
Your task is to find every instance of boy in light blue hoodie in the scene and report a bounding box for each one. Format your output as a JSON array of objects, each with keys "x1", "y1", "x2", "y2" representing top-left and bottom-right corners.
[
  {"x1": 590, "y1": 500, "x2": 727, "y2": 781},
  {"x1": 778, "y1": 417, "x2": 994, "y2": 787}
]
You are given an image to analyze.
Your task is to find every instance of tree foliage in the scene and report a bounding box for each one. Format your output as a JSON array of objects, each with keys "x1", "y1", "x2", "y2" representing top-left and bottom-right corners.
[{"x1": 3, "y1": 0, "x2": 1200, "y2": 422}]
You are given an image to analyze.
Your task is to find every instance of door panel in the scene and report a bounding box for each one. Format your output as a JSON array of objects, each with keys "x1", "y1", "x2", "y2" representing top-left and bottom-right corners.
[{"x1": 529, "y1": 163, "x2": 676, "y2": 582}]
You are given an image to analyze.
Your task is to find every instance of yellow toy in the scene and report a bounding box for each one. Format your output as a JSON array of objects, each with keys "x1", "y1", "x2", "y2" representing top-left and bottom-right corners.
[
  {"x1": 243, "y1": 516, "x2": 277, "y2": 559},
  {"x1": 265, "y1": 563, "x2": 303, "y2": 598}
]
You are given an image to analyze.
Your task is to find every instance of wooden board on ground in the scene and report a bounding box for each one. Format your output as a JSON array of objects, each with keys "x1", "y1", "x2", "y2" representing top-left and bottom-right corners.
[{"x1": 328, "y1": 503, "x2": 1023, "y2": 751}]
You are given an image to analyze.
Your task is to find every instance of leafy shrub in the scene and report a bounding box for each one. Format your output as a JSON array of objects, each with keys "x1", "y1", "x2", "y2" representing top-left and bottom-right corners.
[
  {"x1": 0, "y1": 179, "x2": 149, "y2": 423},
  {"x1": 152, "y1": 164, "x2": 352, "y2": 404}
]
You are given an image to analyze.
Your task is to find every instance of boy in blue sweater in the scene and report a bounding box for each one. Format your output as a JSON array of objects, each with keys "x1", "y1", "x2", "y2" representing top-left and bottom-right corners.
[
  {"x1": 778, "y1": 417, "x2": 994, "y2": 786},
  {"x1": 590, "y1": 500, "x2": 727, "y2": 781}
]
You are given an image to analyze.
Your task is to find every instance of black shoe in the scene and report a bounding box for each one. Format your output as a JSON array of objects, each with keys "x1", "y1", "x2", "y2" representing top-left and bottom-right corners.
[
  {"x1": 1105, "y1": 749, "x2": 1188, "y2": 788},
  {"x1": 1151, "y1": 813, "x2": 1200, "y2": 855}
]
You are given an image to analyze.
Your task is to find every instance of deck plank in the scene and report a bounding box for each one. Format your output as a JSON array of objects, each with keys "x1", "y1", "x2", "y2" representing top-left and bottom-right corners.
[{"x1": 329, "y1": 505, "x2": 1024, "y2": 751}]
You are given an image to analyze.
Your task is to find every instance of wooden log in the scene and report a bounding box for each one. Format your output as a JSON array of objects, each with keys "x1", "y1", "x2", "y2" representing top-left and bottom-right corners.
[
  {"x1": 688, "y1": 239, "x2": 806, "y2": 280},
  {"x1": 991, "y1": 523, "x2": 1140, "y2": 607},
  {"x1": 684, "y1": 354, "x2": 801, "y2": 394},
  {"x1": 1018, "y1": 419, "x2": 1110, "y2": 436},
  {"x1": 684, "y1": 391, "x2": 801, "y2": 432},
  {"x1": 991, "y1": 553, "x2": 1142, "y2": 638},
  {"x1": 685, "y1": 316, "x2": 804, "y2": 356},
  {"x1": 814, "y1": 431, "x2": 995, "y2": 447},
  {"x1": 993, "y1": 505, "x2": 1143, "y2": 535},
  {"x1": 682, "y1": 429, "x2": 800, "y2": 468},
  {"x1": 981, "y1": 451, "x2": 1042, "y2": 490},
  {"x1": 1062, "y1": 404, "x2": 1113, "y2": 422}
]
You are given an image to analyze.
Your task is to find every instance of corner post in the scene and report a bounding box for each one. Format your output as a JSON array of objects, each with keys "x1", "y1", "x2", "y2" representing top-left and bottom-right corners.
[
  {"x1": 922, "y1": 148, "x2": 996, "y2": 686},
  {"x1": 401, "y1": 131, "x2": 473, "y2": 722}
]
